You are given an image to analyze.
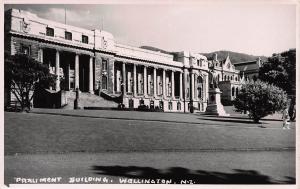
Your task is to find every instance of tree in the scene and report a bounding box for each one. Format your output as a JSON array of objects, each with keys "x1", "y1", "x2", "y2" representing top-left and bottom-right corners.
[
  {"x1": 233, "y1": 80, "x2": 287, "y2": 123},
  {"x1": 258, "y1": 49, "x2": 296, "y2": 120},
  {"x1": 5, "y1": 53, "x2": 56, "y2": 111}
]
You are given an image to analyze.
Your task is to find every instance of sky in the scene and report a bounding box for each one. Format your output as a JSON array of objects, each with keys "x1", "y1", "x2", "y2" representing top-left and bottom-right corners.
[{"x1": 4, "y1": 3, "x2": 296, "y2": 57}]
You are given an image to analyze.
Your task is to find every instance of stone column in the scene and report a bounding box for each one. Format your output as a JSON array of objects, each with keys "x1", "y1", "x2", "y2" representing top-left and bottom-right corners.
[
  {"x1": 163, "y1": 69, "x2": 166, "y2": 99},
  {"x1": 191, "y1": 73, "x2": 195, "y2": 100},
  {"x1": 122, "y1": 62, "x2": 126, "y2": 95},
  {"x1": 89, "y1": 56, "x2": 94, "y2": 94},
  {"x1": 75, "y1": 54, "x2": 80, "y2": 90},
  {"x1": 143, "y1": 66, "x2": 147, "y2": 97},
  {"x1": 133, "y1": 64, "x2": 137, "y2": 97},
  {"x1": 179, "y1": 72, "x2": 183, "y2": 99},
  {"x1": 171, "y1": 71, "x2": 175, "y2": 99},
  {"x1": 184, "y1": 68, "x2": 188, "y2": 100},
  {"x1": 55, "y1": 50, "x2": 60, "y2": 91},
  {"x1": 153, "y1": 67, "x2": 157, "y2": 98},
  {"x1": 38, "y1": 48, "x2": 43, "y2": 63}
]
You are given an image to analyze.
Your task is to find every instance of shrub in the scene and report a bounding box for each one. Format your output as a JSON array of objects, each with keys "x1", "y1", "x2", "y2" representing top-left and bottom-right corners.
[{"x1": 233, "y1": 80, "x2": 287, "y2": 123}]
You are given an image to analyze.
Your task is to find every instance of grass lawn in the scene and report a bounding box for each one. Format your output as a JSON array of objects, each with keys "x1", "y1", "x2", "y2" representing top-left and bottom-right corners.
[{"x1": 4, "y1": 110, "x2": 295, "y2": 155}]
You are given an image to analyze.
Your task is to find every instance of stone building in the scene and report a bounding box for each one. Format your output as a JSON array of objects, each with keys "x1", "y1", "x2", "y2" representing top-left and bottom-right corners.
[
  {"x1": 207, "y1": 54, "x2": 243, "y2": 103},
  {"x1": 234, "y1": 57, "x2": 263, "y2": 82},
  {"x1": 5, "y1": 9, "x2": 214, "y2": 112}
]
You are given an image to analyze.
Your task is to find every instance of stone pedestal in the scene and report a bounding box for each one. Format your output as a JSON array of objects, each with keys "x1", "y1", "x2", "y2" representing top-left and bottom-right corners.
[{"x1": 205, "y1": 88, "x2": 229, "y2": 116}]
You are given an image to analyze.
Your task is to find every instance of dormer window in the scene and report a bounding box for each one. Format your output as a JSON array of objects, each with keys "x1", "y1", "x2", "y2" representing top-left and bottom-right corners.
[
  {"x1": 82, "y1": 35, "x2": 88, "y2": 44},
  {"x1": 65, "y1": 31, "x2": 72, "y2": 40},
  {"x1": 46, "y1": 27, "x2": 54, "y2": 37}
]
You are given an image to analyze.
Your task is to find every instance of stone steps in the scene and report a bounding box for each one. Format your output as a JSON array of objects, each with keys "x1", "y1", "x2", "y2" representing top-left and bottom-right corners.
[{"x1": 63, "y1": 91, "x2": 118, "y2": 109}]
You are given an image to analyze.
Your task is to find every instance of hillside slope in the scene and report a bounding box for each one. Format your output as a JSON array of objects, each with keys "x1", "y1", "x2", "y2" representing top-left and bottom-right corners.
[
  {"x1": 139, "y1": 46, "x2": 268, "y2": 63},
  {"x1": 201, "y1": 50, "x2": 268, "y2": 63}
]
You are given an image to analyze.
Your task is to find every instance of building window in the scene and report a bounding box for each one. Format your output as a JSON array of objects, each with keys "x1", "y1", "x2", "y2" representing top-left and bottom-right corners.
[
  {"x1": 65, "y1": 31, "x2": 72, "y2": 40},
  {"x1": 232, "y1": 87, "x2": 235, "y2": 96},
  {"x1": 102, "y1": 75, "x2": 107, "y2": 90},
  {"x1": 70, "y1": 82, "x2": 74, "y2": 89},
  {"x1": 177, "y1": 102, "x2": 181, "y2": 110},
  {"x1": 46, "y1": 27, "x2": 54, "y2": 37},
  {"x1": 129, "y1": 99, "x2": 134, "y2": 108},
  {"x1": 159, "y1": 101, "x2": 164, "y2": 110},
  {"x1": 168, "y1": 102, "x2": 173, "y2": 110},
  {"x1": 102, "y1": 60, "x2": 108, "y2": 71},
  {"x1": 82, "y1": 35, "x2": 88, "y2": 44},
  {"x1": 21, "y1": 45, "x2": 30, "y2": 55},
  {"x1": 236, "y1": 88, "x2": 239, "y2": 96},
  {"x1": 139, "y1": 99, "x2": 144, "y2": 105}
]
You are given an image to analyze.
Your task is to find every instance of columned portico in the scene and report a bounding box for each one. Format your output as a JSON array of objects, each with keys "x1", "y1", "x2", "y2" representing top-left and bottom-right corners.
[{"x1": 55, "y1": 50, "x2": 60, "y2": 91}]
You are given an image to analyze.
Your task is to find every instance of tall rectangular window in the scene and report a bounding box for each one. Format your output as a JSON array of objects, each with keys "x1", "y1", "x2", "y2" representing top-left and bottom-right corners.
[
  {"x1": 46, "y1": 27, "x2": 54, "y2": 37},
  {"x1": 82, "y1": 35, "x2": 88, "y2": 44},
  {"x1": 65, "y1": 31, "x2": 72, "y2": 40}
]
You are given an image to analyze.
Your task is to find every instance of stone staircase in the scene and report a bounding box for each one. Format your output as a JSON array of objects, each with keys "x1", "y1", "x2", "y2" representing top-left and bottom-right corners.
[{"x1": 63, "y1": 91, "x2": 119, "y2": 109}]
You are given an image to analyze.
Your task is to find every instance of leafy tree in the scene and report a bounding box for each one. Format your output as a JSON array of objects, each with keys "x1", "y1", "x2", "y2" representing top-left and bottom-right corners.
[
  {"x1": 5, "y1": 53, "x2": 56, "y2": 111},
  {"x1": 258, "y1": 49, "x2": 296, "y2": 120},
  {"x1": 233, "y1": 80, "x2": 287, "y2": 123}
]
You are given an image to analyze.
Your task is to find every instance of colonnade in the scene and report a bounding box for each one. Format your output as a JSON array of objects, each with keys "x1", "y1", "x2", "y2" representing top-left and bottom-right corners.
[
  {"x1": 38, "y1": 48, "x2": 94, "y2": 93},
  {"x1": 118, "y1": 62, "x2": 205, "y2": 102}
]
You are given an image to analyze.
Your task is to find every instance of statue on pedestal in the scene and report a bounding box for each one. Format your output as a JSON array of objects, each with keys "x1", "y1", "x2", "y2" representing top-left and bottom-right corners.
[{"x1": 205, "y1": 61, "x2": 229, "y2": 116}]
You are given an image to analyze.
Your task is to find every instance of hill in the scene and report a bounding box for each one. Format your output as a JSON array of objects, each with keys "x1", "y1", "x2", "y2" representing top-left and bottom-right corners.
[
  {"x1": 139, "y1": 46, "x2": 268, "y2": 63},
  {"x1": 201, "y1": 50, "x2": 268, "y2": 63}
]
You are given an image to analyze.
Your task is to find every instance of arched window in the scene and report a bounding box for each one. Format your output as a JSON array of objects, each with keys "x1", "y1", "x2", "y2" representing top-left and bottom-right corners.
[
  {"x1": 236, "y1": 88, "x2": 239, "y2": 96},
  {"x1": 231, "y1": 76, "x2": 233, "y2": 80},
  {"x1": 102, "y1": 75, "x2": 107, "y2": 90},
  {"x1": 232, "y1": 87, "x2": 235, "y2": 96},
  {"x1": 217, "y1": 74, "x2": 220, "y2": 81}
]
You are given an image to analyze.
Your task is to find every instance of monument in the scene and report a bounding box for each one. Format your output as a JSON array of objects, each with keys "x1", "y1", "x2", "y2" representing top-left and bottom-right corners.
[{"x1": 205, "y1": 63, "x2": 230, "y2": 116}]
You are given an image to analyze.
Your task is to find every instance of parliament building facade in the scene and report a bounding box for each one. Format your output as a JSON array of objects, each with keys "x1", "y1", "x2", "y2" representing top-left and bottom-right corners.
[{"x1": 5, "y1": 9, "x2": 261, "y2": 112}]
